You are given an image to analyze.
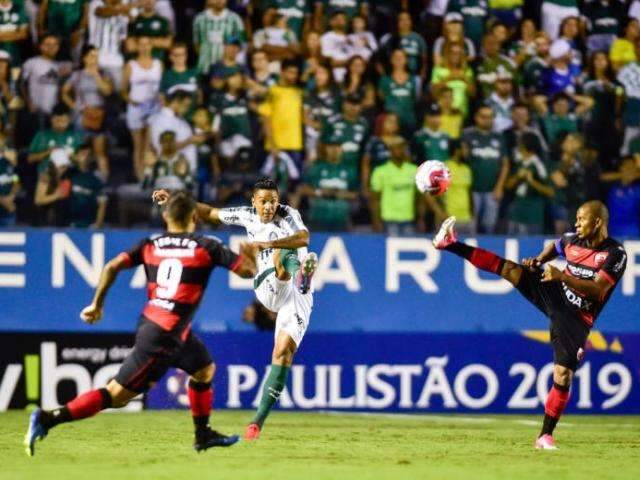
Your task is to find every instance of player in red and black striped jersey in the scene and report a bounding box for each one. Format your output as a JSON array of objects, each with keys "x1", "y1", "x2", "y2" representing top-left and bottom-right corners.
[
  {"x1": 433, "y1": 200, "x2": 627, "y2": 450},
  {"x1": 25, "y1": 192, "x2": 258, "y2": 457}
]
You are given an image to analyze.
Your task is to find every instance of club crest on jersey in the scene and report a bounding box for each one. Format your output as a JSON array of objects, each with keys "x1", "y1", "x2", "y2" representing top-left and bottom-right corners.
[{"x1": 594, "y1": 252, "x2": 608, "y2": 267}]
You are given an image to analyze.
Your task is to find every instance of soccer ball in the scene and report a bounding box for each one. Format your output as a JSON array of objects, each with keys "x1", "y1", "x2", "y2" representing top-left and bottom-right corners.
[{"x1": 415, "y1": 160, "x2": 452, "y2": 196}]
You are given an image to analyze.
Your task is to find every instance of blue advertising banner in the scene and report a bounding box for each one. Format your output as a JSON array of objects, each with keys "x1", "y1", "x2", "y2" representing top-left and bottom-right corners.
[
  {"x1": 0, "y1": 229, "x2": 638, "y2": 333},
  {"x1": 146, "y1": 332, "x2": 640, "y2": 414}
]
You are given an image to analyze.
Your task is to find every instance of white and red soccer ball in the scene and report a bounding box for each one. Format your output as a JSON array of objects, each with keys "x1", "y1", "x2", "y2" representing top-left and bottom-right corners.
[{"x1": 415, "y1": 160, "x2": 452, "y2": 196}]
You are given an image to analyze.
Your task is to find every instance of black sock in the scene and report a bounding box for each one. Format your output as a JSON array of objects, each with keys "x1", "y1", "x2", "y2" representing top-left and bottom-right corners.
[
  {"x1": 40, "y1": 406, "x2": 73, "y2": 430},
  {"x1": 540, "y1": 414, "x2": 559, "y2": 437},
  {"x1": 189, "y1": 379, "x2": 212, "y2": 435},
  {"x1": 444, "y1": 242, "x2": 474, "y2": 259}
]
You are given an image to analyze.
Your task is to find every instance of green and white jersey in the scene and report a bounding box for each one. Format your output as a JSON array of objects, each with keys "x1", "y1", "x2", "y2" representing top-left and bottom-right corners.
[
  {"x1": 218, "y1": 204, "x2": 308, "y2": 278},
  {"x1": 0, "y1": 156, "x2": 18, "y2": 218},
  {"x1": 69, "y1": 167, "x2": 105, "y2": 227},
  {"x1": 128, "y1": 14, "x2": 170, "y2": 59},
  {"x1": 253, "y1": 26, "x2": 298, "y2": 49},
  {"x1": 461, "y1": 127, "x2": 506, "y2": 192},
  {"x1": 485, "y1": 93, "x2": 514, "y2": 133},
  {"x1": 193, "y1": 8, "x2": 246, "y2": 74},
  {"x1": 617, "y1": 62, "x2": 640, "y2": 125},
  {"x1": 476, "y1": 55, "x2": 515, "y2": 98},
  {"x1": 318, "y1": 0, "x2": 365, "y2": 20},
  {"x1": 584, "y1": 0, "x2": 623, "y2": 36},
  {"x1": 413, "y1": 128, "x2": 450, "y2": 162},
  {"x1": 541, "y1": 113, "x2": 577, "y2": 145},
  {"x1": 263, "y1": 0, "x2": 310, "y2": 39},
  {"x1": 305, "y1": 159, "x2": 356, "y2": 229},
  {"x1": 304, "y1": 88, "x2": 341, "y2": 124},
  {"x1": 46, "y1": 0, "x2": 85, "y2": 36},
  {"x1": 160, "y1": 68, "x2": 199, "y2": 116},
  {"x1": 378, "y1": 75, "x2": 417, "y2": 130},
  {"x1": 447, "y1": 0, "x2": 488, "y2": 47},
  {"x1": 522, "y1": 56, "x2": 548, "y2": 93},
  {"x1": 379, "y1": 32, "x2": 426, "y2": 75},
  {"x1": 321, "y1": 113, "x2": 369, "y2": 168},
  {"x1": 210, "y1": 92, "x2": 251, "y2": 140},
  {"x1": 0, "y1": 1, "x2": 27, "y2": 63},
  {"x1": 508, "y1": 151, "x2": 549, "y2": 226},
  {"x1": 29, "y1": 128, "x2": 86, "y2": 172}
]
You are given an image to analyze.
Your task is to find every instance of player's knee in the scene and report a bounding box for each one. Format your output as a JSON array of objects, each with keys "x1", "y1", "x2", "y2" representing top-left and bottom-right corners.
[
  {"x1": 192, "y1": 363, "x2": 215, "y2": 383},
  {"x1": 501, "y1": 261, "x2": 523, "y2": 286},
  {"x1": 272, "y1": 345, "x2": 295, "y2": 365},
  {"x1": 107, "y1": 381, "x2": 133, "y2": 408},
  {"x1": 553, "y1": 365, "x2": 573, "y2": 387}
]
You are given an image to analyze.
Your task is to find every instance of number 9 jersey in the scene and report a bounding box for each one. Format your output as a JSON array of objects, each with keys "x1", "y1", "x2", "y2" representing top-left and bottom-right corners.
[{"x1": 117, "y1": 233, "x2": 242, "y2": 336}]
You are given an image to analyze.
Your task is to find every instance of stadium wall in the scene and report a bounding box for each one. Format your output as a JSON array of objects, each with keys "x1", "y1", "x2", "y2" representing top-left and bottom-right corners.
[{"x1": 0, "y1": 230, "x2": 639, "y2": 413}]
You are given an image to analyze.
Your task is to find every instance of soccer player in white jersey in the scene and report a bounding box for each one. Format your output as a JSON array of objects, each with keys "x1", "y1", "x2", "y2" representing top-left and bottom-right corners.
[{"x1": 152, "y1": 178, "x2": 318, "y2": 441}]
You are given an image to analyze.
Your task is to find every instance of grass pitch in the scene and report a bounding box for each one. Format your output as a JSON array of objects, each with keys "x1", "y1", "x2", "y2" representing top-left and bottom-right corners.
[{"x1": 1, "y1": 410, "x2": 639, "y2": 480}]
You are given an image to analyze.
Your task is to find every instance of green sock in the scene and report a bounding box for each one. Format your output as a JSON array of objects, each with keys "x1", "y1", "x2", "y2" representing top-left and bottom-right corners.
[
  {"x1": 252, "y1": 364, "x2": 290, "y2": 428},
  {"x1": 279, "y1": 248, "x2": 300, "y2": 277}
]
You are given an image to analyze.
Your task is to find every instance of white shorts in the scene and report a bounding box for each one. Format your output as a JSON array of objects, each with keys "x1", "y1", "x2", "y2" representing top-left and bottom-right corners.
[
  {"x1": 126, "y1": 101, "x2": 160, "y2": 130},
  {"x1": 254, "y1": 271, "x2": 313, "y2": 347}
]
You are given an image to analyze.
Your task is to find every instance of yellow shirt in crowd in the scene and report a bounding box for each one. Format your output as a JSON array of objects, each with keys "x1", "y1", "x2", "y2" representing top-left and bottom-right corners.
[{"x1": 258, "y1": 84, "x2": 303, "y2": 151}]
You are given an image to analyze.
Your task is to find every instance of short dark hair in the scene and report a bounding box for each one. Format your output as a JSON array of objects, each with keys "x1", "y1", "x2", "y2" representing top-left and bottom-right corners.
[
  {"x1": 39, "y1": 32, "x2": 59, "y2": 45},
  {"x1": 168, "y1": 89, "x2": 192, "y2": 103},
  {"x1": 519, "y1": 132, "x2": 539, "y2": 153},
  {"x1": 252, "y1": 177, "x2": 278, "y2": 193},
  {"x1": 51, "y1": 103, "x2": 71, "y2": 117},
  {"x1": 165, "y1": 191, "x2": 196, "y2": 226},
  {"x1": 281, "y1": 58, "x2": 300, "y2": 71}
]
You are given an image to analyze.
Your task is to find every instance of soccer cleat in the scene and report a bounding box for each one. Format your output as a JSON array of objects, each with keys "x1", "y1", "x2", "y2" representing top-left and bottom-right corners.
[
  {"x1": 193, "y1": 428, "x2": 240, "y2": 452},
  {"x1": 295, "y1": 252, "x2": 318, "y2": 294},
  {"x1": 24, "y1": 408, "x2": 48, "y2": 457},
  {"x1": 535, "y1": 434, "x2": 558, "y2": 450},
  {"x1": 432, "y1": 216, "x2": 458, "y2": 249},
  {"x1": 244, "y1": 423, "x2": 261, "y2": 441}
]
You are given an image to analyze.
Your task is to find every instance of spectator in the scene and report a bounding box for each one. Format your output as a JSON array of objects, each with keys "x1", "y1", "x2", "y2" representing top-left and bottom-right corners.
[
  {"x1": 265, "y1": 0, "x2": 311, "y2": 41},
  {"x1": 320, "y1": 10, "x2": 351, "y2": 83},
  {"x1": 126, "y1": 0, "x2": 172, "y2": 60},
  {"x1": 461, "y1": 105, "x2": 509, "y2": 233},
  {"x1": 540, "y1": 0, "x2": 579, "y2": 40},
  {"x1": 503, "y1": 102, "x2": 548, "y2": 161},
  {"x1": 505, "y1": 132, "x2": 554, "y2": 235},
  {"x1": 193, "y1": 0, "x2": 246, "y2": 75},
  {"x1": 37, "y1": 0, "x2": 88, "y2": 61},
  {"x1": 258, "y1": 58, "x2": 304, "y2": 187},
  {"x1": 540, "y1": 39, "x2": 581, "y2": 97},
  {"x1": 442, "y1": 140, "x2": 472, "y2": 232},
  {"x1": 536, "y1": 92, "x2": 579, "y2": 147},
  {"x1": 433, "y1": 13, "x2": 476, "y2": 66},
  {"x1": 217, "y1": 147, "x2": 260, "y2": 205},
  {"x1": 447, "y1": 0, "x2": 489, "y2": 49},
  {"x1": 160, "y1": 42, "x2": 201, "y2": 119},
  {"x1": 437, "y1": 86, "x2": 464, "y2": 139},
  {"x1": 210, "y1": 70, "x2": 252, "y2": 166},
  {"x1": 508, "y1": 18, "x2": 538, "y2": 68},
  {"x1": 68, "y1": 144, "x2": 107, "y2": 228},
  {"x1": 252, "y1": 9, "x2": 299, "y2": 70},
  {"x1": 303, "y1": 62, "x2": 341, "y2": 163},
  {"x1": 88, "y1": 0, "x2": 132, "y2": 92},
  {"x1": 28, "y1": 104, "x2": 85, "y2": 170},
  {"x1": 369, "y1": 136, "x2": 424, "y2": 235},
  {"x1": 602, "y1": 156, "x2": 640, "y2": 237},
  {"x1": 143, "y1": 130, "x2": 193, "y2": 191},
  {"x1": 431, "y1": 42, "x2": 476, "y2": 118},
  {"x1": 33, "y1": 147, "x2": 72, "y2": 225},
  {"x1": 342, "y1": 55, "x2": 376, "y2": 113},
  {"x1": 320, "y1": 91, "x2": 368, "y2": 179},
  {"x1": 348, "y1": 15, "x2": 377, "y2": 62},
  {"x1": 490, "y1": 0, "x2": 524, "y2": 29},
  {"x1": 476, "y1": 32, "x2": 516, "y2": 99},
  {"x1": 584, "y1": 0, "x2": 624, "y2": 55},
  {"x1": 62, "y1": 45, "x2": 113, "y2": 179},
  {"x1": 378, "y1": 48, "x2": 417, "y2": 134},
  {"x1": 0, "y1": 130, "x2": 19, "y2": 226},
  {"x1": 413, "y1": 102, "x2": 450, "y2": 163},
  {"x1": 617, "y1": 38, "x2": 640, "y2": 154},
  {"x1": 301, "y1": 29, "x2": 323, "y2": 82},
  {"x1": 362, "y1": 112, "x2": 400, "y2": 193},
  {"x1": 20, "y1": 33, "x2": 61, "y2": 129},
  {"x1": 122, "y1": 36, "x2": 163, "y2": 180},
  {"x1": 485, "y1": 67, "x2": 516, "y2": 133},
  {"x1": 247, "y1": 49, "x2": 278, "y2": 93},
  {"x1": 522, "y1": 31, "x2": 551, "y2": 96},
  {"x1": 378, "y1": 11, "x2": 427, "y2": 84},
  {"x1": 150, "y1": 90, "x2": 199, "y2": 176},
  {"x1": 314, "y1": 0, "x2": 368, "y2": 31},
  {"x1": 209, "y1": 37, "x2": 245, "y2": 83},
  {"x1": 423, "y1": 0, "x2": 449, "y2": 47},
  {"x1": 609, "y1": 18, "x2": 640, "y2": 72},
  {"x1": 191, "y1": 107, "x2": 217, "y2": 199},
  {"x1": 296, "y1": 137, "x2": 358, "y2": 231},
  {"x1": 0, "y1": 0, "x2": 28, "y2": 65}
]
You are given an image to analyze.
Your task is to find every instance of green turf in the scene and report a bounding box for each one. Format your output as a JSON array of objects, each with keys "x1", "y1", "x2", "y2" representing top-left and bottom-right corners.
[{"x1": 1, "y1": 411, "x2": 639, "y2": 480}]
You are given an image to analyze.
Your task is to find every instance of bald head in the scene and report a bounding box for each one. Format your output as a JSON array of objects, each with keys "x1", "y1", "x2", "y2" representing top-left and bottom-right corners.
[
  {"x1": 581, "y1": 200, "x2": 609, "y2": 225},
  {"x1": 575, "y1": 200, "x2": 609, "y2": 242}
]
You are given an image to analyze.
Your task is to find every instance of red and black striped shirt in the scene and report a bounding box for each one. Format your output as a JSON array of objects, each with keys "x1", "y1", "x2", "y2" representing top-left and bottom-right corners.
[
  {"x1": 555, "y1": 233, "x2": 627, "y2": 327},
  {"x1": 118, "y1": 233, "x2": 241, "y2": 333}
]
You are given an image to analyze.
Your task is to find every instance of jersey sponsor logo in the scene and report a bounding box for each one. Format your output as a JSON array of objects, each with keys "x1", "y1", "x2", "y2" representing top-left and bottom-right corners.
[
  {"x1": 149, "y1": 298, "x2": 175, "y2": 311},
  {"x1": 562, "y1": 283, "x2": 588, "y2": 310},
  {"x1": 471, "y1": 146, "x2": 500, "y2": 159},
  {"x1": 567, "y1": 263, "x2": 596, "y2": 279}
]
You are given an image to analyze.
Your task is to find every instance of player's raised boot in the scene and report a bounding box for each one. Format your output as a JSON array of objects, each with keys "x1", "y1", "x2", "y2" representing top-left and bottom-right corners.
[
  {"x1": 245, "y1": 423, "x2": 261, "y2": 441},
  {"x1": 535, "y1": 434, "x2": 558, "y2": 450},
  {"x1": 24, "y1": 408, "x2": 49, "y2": 457},
  {"x1": 295, "y1": 252, "x2": 318, "y2": 294},
  {"x1": 432, "y1": 216, "x2": 458, "y2": 249},
  {"x1": 193, "y1": 428, "x2": 240, "y2": 452}
]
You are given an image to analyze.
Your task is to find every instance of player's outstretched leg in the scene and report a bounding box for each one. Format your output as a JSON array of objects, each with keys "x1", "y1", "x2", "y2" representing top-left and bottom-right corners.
[
  {"x1": 245, "y1": 332, "x2": 296, "y2": 441},
  {"x1": 433, "y1": 216, "x2": 524, "y2": 286},
  {"x1": 24, "y1": 381, "x2": 131, "y2": 457},
  {"x1": 188, "y1": 364, "x2": 239, "y2": 452},
  {"x1": 536, "y1": 365, "x2": 572, "y2": 450}
]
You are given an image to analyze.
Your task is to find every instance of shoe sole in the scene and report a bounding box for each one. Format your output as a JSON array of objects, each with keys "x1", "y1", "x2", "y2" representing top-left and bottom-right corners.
[
  {"x1": 298, "y1": 253, "x2": 318, "y2": 293},
  {"x1": 433, "y1": 216, "x2": 457, "y2": 248}
]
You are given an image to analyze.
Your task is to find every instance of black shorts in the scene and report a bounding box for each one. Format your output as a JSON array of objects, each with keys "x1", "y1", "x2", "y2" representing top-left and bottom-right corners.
[
  {"x1": 114, "y1": 319, "x2": 213, "y2": 393},
  {"x1": 516, "y1": 268, "x2": 590, "y2": 371}
]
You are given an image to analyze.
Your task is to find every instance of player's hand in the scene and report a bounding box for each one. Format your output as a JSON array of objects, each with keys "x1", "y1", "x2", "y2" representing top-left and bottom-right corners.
[
  {"x1": 80, "y1": 304, "x2": 103, "y2": 324},
  {"x1": 253, "y1": 241, "x2": 271, "y2": 251},
  {"x1": 152, "y1": 189, "x2": 170, "y2": 205},
  {"x1": 522, "y1": 257, "x2": 542, "y2": 271},
  {"x1": 541, "y1": 264, "x2": 563, "y2": 283},
  {"x1": 240, "y1": 241, "x2": 259, "y2": 262}
]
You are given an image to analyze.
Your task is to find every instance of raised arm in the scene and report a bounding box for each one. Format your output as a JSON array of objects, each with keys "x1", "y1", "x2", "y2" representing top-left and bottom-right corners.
[
  {"x1": 541, "y1": 265, "x2": 614, "y2": 301},
  {"x1": 79, "y1": 255, "x2": 130, "y2": 324},
  {"x1": 151, "y1": 189, "x2": 221, "y2": 224},
  {"x1": 255, "y1": 230, "x2": 310, "y2": 250}
]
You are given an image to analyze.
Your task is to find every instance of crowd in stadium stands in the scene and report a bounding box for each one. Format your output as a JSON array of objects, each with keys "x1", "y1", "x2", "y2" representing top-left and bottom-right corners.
[{"x1": 0, "y1": 0, "x2": 639, "y2": 236}]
